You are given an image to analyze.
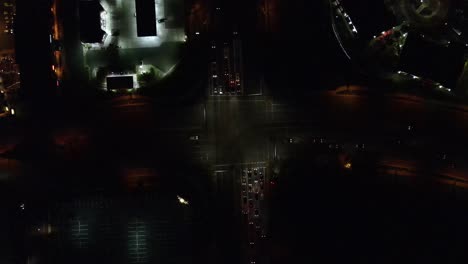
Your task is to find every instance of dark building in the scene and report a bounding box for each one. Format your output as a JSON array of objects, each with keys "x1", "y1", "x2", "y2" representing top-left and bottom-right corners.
[
  {"x1": 79, "y1": 0, "x2": 106, "y2": 43},
  {"x1": 0, "y1": 0, "x2": 15, "y2": 55},
  {"x1": 15, "y1": 0, "x2": 54, "y2": 112},
  {"x1": 0, "y1": 0, "x2": 15, "y2": 35},
  {"x1": 135, "y1": 0, "x2": 157, "y2": 37}
]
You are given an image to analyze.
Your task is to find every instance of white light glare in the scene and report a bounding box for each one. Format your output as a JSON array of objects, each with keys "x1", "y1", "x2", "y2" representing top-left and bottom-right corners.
[{"x1": 177, "y1": 195, "x2": 189, "y2": 205}]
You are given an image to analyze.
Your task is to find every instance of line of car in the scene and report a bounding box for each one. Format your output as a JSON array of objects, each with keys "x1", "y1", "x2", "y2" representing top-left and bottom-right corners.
[{"x1": 241, "y1": 167, "x2": 267, "y2": 264}]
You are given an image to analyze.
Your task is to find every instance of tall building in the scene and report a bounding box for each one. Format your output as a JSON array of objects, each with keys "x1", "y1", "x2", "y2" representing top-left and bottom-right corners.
[
  {"x1": 15, "y1": 0, "x2": 54, "y2": 112},
  {"x1": 0, "y1": 0, "x2": 15, "y2": 35},
  {"x1": 0, "y1": 0, "x2": 15, "y2": 56}
]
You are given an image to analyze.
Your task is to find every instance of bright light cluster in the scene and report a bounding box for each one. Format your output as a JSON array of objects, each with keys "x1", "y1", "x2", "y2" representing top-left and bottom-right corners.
[{"x1": 177, "y1": 195, "x2": 189, "y2": 205}]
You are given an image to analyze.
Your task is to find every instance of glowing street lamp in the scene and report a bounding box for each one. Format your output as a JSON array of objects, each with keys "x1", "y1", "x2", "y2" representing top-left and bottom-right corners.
[
  {"x1": 344, "y1": 162, "x2": 352, "y2": 169},
  {"x1": 177, "y1": 195, "x2": 189, "y2": 205}
]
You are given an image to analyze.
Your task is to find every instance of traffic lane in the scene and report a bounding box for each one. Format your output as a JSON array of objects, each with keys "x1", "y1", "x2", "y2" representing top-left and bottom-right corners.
[
  {"x1": 244, "y1": 167, "x2": 268, "y2": 263},
  {"x1": 268, "y1": 124, "x2": 465, "y2": 175},
  {"x1": 267, "y1": 128, "x2": 468, "y2": 189},
  {"x1": 220, "y1": 169, "x2": 269, "y2": 262},
  {"x1": 325, "y1": 94, "x2": 468, "y2": 133},
  {"x1": 378, "y1": 156, "x2": 468, "y2": 186},
  {"x1": 97, "y1": 95, "x2": 263, "y2": 145},
  {"x1": 242, "y1": 134, "x2": 268, "y2": 166},
  {"x1": 271, "y1": 93, "x2": 468, "y2": 145},
  {"x1": 209, "y1": 98, "x2": 243, "y2": 164},
  {"x1": 225, "y1": 99, "x2": 268, "y2": 164},
  {"x1": 207, "y1": 97, "x2": 267, "y2": 164},
  {"x1": 214, "y1": 169, "x2": 242, "y2": 264},
  {"x1": 97, "y1": 95, "x2": 205, "y2": 131}
]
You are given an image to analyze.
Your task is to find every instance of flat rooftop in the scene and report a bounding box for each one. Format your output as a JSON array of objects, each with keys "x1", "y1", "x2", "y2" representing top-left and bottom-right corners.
[
  {"x1": 135, "y1": 0, "x2": 157, "y2": 37},
  {"x1": 62, "y1": 0, "x2": 186, "y2": 87},
  {"x1": 106, "y1": 75, "x2": 134, "y2": 90}
]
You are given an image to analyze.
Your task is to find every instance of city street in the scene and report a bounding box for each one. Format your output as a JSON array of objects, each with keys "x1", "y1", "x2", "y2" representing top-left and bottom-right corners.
[
  {"x1": 6, "y1": 84, "x2": 468, "y2": 263},
  {"x1": 10, "y1": 0, "x2": 468, "y2": 263},
  {"x1": 200, "y1": 91, "x2": 468, "y2": 263}
]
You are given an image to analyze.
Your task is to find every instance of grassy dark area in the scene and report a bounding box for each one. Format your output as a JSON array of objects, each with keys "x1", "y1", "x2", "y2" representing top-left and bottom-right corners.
[
  {"x1": 263, "y1": 0, "x2": 352, "y2": 100},
  {"x1": 340, "y1": 0, "x2": 396, "y2": 39},
  {"x1": 399, "y1": 33, "x2": 465, "y2": 89}
]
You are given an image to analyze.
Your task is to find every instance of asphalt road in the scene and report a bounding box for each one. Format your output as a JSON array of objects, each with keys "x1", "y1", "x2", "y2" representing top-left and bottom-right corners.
[{"x1": 201, "y1": 91, "x2": 468, "y2": 263}]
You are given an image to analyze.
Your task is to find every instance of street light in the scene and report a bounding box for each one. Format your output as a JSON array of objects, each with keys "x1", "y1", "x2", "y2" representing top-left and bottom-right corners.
[{"x1": 177, "y1": 195, "x2": 189, "y2": 205}]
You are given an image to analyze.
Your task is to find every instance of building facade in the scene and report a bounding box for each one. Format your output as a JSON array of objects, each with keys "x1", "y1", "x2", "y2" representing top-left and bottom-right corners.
[{"x1": 0, "y1": 0, "x2": 15, "y2": 34}]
